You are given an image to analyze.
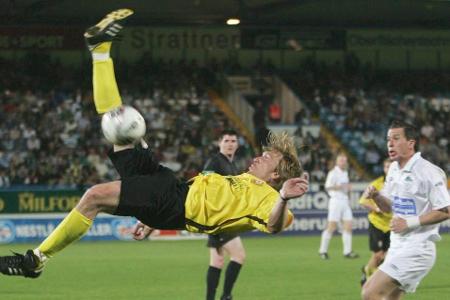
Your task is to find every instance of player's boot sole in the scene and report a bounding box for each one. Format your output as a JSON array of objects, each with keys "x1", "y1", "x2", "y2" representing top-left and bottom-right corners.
[{"x1": 84, "y1": 8, "x2": 134, "y2": 50}]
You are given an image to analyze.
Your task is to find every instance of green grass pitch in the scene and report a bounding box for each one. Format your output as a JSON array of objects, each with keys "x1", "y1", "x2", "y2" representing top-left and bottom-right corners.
[{"x1": 1, "y1": 234, "x2": 449, "y2": 299}]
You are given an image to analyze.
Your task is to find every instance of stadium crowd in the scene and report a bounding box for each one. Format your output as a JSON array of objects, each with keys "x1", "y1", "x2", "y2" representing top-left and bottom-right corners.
[
  {"x1": 286, "y1": 55, "x2": 450, "y2": 176},
  {"x1": 4, "y1": 52, "x2": 448, "y2": 188},
  {"x1": 0, "y1": 54, "x2": 257, "y2": 187},
  {"x1": 0, "y1": 52, "x2": 341, "y2": 188}
]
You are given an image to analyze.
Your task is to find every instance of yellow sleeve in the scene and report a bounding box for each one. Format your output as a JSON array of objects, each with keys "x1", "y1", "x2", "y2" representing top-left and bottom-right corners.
[
  {"x1": 284, "y1": 210, "x2": 294, "y2": 229},
  {"x1": 359, "y1": 176, "x2": 384, "y2": 206},
  {"x1": 359, "y1": 195, "x2": 374, "y2": 206}
]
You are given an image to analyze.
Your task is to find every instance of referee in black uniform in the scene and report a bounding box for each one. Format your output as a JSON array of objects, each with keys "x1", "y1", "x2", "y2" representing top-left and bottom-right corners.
[{"x1": 204, "y1": 129, "x2": 244, "y2": 300}]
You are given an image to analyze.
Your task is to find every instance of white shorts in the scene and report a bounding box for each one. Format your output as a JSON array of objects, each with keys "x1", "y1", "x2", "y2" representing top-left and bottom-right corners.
[
  {"x1": 379, "y1": 240, "x2": 436, "y2": 293},
  {"x1": 327, "y1": 198, "x2": 353, "y2": 222}
]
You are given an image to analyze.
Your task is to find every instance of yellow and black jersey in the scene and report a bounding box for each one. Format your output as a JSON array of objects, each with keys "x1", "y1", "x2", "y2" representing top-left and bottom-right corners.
[
  {"x1": 185, "y1": 173, "x2": 293, "y2": 234},
  {"x1": 359, "y1": 176, "x2": 392, "y2": 233}
]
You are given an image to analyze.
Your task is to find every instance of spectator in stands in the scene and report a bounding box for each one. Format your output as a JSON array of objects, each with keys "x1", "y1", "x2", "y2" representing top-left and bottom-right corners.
[
  {"x1": 0, "y1": 168, "x2": 10, "y2": 187},
  {"x1": 253, "y1": 100, "x2": 266, "y2": 130},
  {"x1": 268, "y1": 100, "x2": 282, "y2": 123}
]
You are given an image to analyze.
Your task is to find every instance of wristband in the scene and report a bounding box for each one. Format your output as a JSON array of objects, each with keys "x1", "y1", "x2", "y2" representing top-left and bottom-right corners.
[
  {"x1": 280, "y1": 193, "x2": 289, "y2": 202},
  {"x1": 406, "y1": 216, "x2": 421, "y2": 229}
]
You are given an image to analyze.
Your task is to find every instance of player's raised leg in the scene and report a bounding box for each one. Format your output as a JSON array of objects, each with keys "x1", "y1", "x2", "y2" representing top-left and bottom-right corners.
[{"x1": 85, "y1": 8, "x2": 134, "y2": 114}]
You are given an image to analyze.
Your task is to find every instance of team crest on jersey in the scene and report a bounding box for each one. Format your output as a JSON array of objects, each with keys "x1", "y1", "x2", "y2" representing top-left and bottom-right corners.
[
  {"x1": 226, "y1": 177, "x2": 245, "y2": 191},
  {"x1": 404, "y1": 176, "x2": 413, "y2": 182}
]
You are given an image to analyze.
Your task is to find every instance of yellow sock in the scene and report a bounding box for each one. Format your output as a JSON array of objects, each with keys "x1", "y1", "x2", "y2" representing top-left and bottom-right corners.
[
  {"x1": 92, "y1": 42, "x2": 122, "y2": 114},
  {"x1": 367, "y1": 266, "x2": 377, "y2": 277},
  {"x1": 38, "y1": 209, "x2": 93, "y2": 258},
  {"x1": 92, "y1": 42, "x2": 112, "y2": 54}
]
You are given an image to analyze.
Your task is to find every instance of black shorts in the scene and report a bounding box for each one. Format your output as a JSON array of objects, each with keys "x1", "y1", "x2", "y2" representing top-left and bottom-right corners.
[
  {"x1": 109, "y1": 148, "x2": 189, "y2": 230},
  {"x1": 368, "y1": 222, "x2": 390, "y2": 252},
  {"x1": 207, "y1": 233, "x2": 239, "y2": 248}
]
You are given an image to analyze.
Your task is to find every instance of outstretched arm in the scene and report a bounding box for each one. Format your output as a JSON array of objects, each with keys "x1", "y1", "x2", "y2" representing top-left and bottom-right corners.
[{"x1": 267, "y1": 174, "x2": 309, "y2": 233}]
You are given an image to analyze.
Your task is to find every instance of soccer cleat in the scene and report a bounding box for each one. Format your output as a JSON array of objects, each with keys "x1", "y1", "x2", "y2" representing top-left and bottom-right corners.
[
  {"x1": 84, "y1": 8, "x2": 134, "y2": 51},
  {"x1": 319, "y1": 252, "x2": 329, "y2": 260},
  {"x1": 344, "y1": 251, "x2": 359, "y2": 259},
  {"x1": 220, "y1": 296, "x2": 232, "y2": 300},
  {"x1": 360, "y1": 266, "x2": 367, "y2": 287},
  {"x1": 0, "y1": 250, "x2": 43, "y2": 278}
]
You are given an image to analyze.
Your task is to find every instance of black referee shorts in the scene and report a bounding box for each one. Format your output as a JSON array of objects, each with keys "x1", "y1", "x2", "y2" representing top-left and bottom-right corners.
[
  {"x1": 368, "y1": 222, "x2": 390, "y2": 252},
  {"x1": 207, "y1": 233, "x2": 239, "y2": 248}
]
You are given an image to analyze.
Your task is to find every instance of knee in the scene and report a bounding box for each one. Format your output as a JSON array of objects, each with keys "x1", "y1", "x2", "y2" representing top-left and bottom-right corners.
[
  {"x1": 232, "y1": 250, "x2": 246, "y2": 264},
  {"x1": 210, "y1": 255, "x2": 225, "y2": 269},
  {"x1": 361, "y1": 282, "x2": 379, "y2": 300},
  {"x1": 343, "y1": 222, "x2": 353, "y2": 232},
  {"x1": 326, "y1": 224, "x2": 336, "y2": 233},
  {"x1": 361, "y1": 285, "x2": 372, "y2": 300},
  {"x1": 78, "y1": 185, "x2": 106, "y2": 212}
]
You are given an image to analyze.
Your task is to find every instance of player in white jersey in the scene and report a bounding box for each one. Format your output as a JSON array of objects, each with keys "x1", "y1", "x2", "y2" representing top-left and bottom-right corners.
[
  {"x1": 319, "y1": 153, "x2": 359, "y2": 259},
  {"x1": 361, "y1": 120, "x2": 450, "y2": 300}
]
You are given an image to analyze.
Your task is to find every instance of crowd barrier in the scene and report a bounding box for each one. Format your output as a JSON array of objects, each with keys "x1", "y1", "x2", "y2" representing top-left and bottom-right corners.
[{"x1": 1, "y1": 186, "x2": 449, "y2": 244}]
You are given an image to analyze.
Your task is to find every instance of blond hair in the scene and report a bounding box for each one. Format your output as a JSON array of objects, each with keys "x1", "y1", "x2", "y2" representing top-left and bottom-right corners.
[{"x1": 263, "y1": 131, "x2": 303, "y2": 190}]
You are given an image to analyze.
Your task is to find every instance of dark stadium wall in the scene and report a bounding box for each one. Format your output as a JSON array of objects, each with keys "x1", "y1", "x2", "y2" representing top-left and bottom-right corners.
[{"x1": 1, "y1": 26, "x2": 450, "y2": 70}]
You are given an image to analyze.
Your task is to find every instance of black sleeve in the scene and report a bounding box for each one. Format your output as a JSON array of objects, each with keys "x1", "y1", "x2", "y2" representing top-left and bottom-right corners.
[{"x1": 108, "y1": 147, "x2": 161, "y2": 178}]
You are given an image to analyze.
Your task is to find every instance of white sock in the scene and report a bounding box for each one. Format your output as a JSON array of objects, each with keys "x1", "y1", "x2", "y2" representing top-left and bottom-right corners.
[
  {"x1": 342, "y1": 231, "x2": 352, "y2": 255},
  {"x1": 33, "y1": 248, "x2": 49, "y2": 264},
  {"x1": 92, "y1": 52, "x2": 110, "y2": 61},
  {"x1": 319, "y1": 230, "x2": 332, "y2": 253}
]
